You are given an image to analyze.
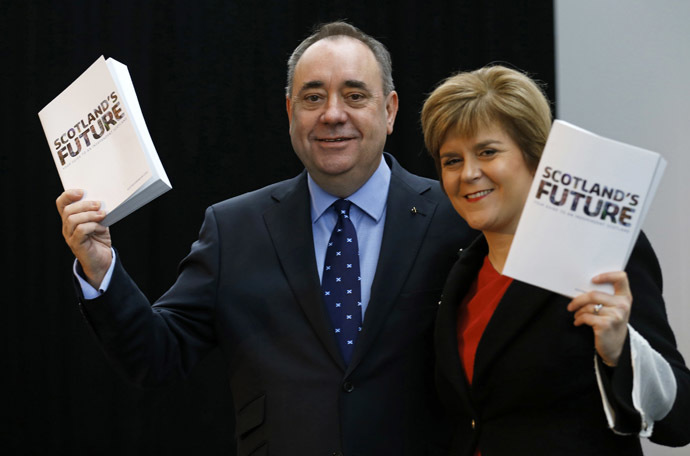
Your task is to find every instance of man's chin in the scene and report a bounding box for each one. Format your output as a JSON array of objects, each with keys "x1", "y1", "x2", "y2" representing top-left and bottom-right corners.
[{"x1": 312, "y1": 153, "x2": 358, "y2": 175}]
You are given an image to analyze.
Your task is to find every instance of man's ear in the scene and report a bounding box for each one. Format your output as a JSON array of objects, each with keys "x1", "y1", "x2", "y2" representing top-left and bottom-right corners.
[
  {"x1": 286, "y1": 95, "x2": 293, "y2": 126},
  {"x1": 385, "y1": 90, "x2": 399, "y2": 135}
]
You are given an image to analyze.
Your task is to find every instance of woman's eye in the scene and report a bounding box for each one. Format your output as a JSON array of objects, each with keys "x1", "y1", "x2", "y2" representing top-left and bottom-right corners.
[
  {"x1": 480, "y1": 149, "x2": 497, "y2": 157},
  {"x1": 443, "y1": 158, "x2": 462, "y2": 167}
]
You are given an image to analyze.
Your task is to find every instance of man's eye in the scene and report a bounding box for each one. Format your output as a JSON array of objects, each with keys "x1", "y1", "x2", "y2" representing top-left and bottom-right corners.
[
  {"x1": 348, "y1": 93, "x2": 365, "y2": 101},
  {"x1": 304, "y1": 94, "x2": 322, "y2": 103}
]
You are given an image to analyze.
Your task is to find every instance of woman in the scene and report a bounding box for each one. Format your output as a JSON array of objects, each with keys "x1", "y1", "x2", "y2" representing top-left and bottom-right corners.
[{"x1": 421, "y1": 65, "x2": 690, "y2": 455}]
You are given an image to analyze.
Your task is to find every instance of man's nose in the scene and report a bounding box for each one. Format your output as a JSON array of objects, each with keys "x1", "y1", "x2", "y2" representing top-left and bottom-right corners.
[{"x1": 321, "y1": 95, "x2": 348, "y2": 124}]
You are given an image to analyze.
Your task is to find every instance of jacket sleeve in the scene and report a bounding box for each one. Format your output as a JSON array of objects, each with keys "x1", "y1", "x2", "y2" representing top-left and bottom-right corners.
[
  {"x1": 596, "y1": 232, "x2": 690, "y2": 446},
  {"x1": 77, "y1": 206, "x2": 221, "y2": 387}
]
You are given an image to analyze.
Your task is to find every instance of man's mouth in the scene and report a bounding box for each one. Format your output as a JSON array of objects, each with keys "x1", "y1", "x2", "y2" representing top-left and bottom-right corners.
[{"x1": 316, "y1": 136, "x2": 352, "y2": 143}]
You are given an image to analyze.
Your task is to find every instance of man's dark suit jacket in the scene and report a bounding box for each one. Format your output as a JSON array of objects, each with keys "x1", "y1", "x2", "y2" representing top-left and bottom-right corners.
[
  {"x1": 77, "y1": 154, "x2": 477, "y2": 456},
  {"x1": 435, "y1": 233, "x2": 690, "y2": 456}
]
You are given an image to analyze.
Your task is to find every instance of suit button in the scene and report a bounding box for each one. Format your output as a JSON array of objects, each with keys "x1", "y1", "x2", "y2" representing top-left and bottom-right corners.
[
  {"x1": 343, "y1": 381, "x2": 354, "y2": 393},
  {"x1": 332, "y1": 452, "x2": 344, "y2": 456}
]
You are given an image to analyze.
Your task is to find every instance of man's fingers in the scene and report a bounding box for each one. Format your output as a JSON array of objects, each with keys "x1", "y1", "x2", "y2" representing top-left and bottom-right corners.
[
  {"x1": 61, "y1": 199, "x2": 102, "y2": 224},
  {"x1": 56, "y1": 189, "x2": 85, "y2": 214},
  {"x1": 64, "y1": 209, "x2": 106, "y2": 239},
  {"x1": 72, "y1": 221, "x2": 106, "y2": 241}
]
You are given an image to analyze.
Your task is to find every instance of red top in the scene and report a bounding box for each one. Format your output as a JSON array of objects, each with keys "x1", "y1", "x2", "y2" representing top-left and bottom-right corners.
[
  {"x1": 457, "y1": 255, "x2": 513, "y2": 383},
  {"x1": 456, "y1": 256, "x2": 513, "y2": 456}
]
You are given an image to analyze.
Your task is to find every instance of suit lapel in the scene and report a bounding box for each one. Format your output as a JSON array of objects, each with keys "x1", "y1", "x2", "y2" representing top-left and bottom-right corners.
[
  {"x1": 346, "y1": 159, "x2": 438, "y2": 373},
  {"x1": 262, "y1": 156, "x2": 447, "y2": 373},
  {"x1": 436, "y1": 237, "x2": 487, "y2": 416},
  {"x1": 263, "y1": 173, "x2": 346, "y2": 370},
  {"x1": 437, "y1": 235, "x2": 557, "y2": 412},
  {"x1": 472, "y1": 280, "x2": 554, "y2": 384}
]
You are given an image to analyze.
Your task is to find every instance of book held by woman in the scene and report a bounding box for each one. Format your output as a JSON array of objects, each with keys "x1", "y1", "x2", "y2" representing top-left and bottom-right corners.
[{"x1": 503, "y1": 119, "x2": 666, "y2": 297}]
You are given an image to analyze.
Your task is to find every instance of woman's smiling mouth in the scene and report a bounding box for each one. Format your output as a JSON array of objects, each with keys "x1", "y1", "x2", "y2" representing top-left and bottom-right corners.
[{"x1": 465, "y1": 189, "x2": 493, "y2": 201}]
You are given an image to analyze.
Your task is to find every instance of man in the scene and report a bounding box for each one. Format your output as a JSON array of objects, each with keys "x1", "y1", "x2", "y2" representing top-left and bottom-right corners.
[{"x1": 57, "y1": 22, "x2": 476, "y2": 455}]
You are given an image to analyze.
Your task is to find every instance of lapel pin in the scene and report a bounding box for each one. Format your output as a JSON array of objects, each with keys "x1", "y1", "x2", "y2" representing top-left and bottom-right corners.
[{"x1": 410, "y1": 206, "x2": 425, "y2": 216}]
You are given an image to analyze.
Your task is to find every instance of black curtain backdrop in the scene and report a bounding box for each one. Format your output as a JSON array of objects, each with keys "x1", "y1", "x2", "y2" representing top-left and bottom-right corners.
[{"x1": 3, "y1": 1, "x2": 554, "y2": 454}]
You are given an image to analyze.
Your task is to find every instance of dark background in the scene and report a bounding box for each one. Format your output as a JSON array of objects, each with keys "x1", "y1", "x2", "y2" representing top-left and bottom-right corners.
[{"x1": 3, "y1": 1, "x2": 554, "y2": 454}]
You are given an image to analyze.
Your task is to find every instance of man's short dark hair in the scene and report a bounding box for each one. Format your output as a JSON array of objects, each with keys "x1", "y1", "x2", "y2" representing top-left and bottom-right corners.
[{"x1": 285, "y1": 21, "x2": 394, "y2": 97}]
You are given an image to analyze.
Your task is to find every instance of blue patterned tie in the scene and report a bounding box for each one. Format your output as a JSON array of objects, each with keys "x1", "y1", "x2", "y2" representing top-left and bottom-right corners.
[{"x1": 322, "y1": 199, "x2": 362, "y2": 364}]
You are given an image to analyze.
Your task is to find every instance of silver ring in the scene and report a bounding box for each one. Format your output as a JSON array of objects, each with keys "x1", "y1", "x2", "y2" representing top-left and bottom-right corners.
[{"x1": 593, "y1": 303, "x2": 603, "y2": 314}]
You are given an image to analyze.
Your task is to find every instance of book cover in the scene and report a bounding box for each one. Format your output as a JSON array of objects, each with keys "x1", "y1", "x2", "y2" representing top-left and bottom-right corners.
[
  {"x1": 38, "y1": 56, "x2": 171, "y2": 226},
  {"x1": 502, "y1": 120, "x2": 666, "y2": 298}
]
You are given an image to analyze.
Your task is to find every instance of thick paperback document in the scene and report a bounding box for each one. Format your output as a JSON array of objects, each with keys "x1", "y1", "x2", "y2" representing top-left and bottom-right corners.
[
  {"x1": 503, "y1": 120, "x2": 666, "y2": 298},
  {"x1": 39, "y1": 56, "x2": 171, "y2": 226}
]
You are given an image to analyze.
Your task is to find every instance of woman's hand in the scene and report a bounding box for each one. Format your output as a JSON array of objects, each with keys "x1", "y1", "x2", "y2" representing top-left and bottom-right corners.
[{"x1": 567, "y1": 271, "x2": 632, "y2": 366}]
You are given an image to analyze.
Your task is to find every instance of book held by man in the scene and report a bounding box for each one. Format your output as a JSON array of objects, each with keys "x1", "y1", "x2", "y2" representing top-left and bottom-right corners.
[
  {"x1": 38, "y1": 56, "x2": 171, "y2": 226},
  {"x1": 502, "y1": 120, "x2": 666, "y2": 298}
]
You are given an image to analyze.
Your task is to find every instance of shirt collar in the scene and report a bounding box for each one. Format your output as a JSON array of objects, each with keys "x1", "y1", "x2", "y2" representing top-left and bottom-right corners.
[{"x1": 308, "y1": 156, "x2": 391, "y2": 223}]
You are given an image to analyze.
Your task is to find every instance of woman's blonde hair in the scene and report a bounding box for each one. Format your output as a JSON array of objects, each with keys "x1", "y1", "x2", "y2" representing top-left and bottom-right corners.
[{"x1": 421, "y1": 65, "x2": 552, "y2": 186}]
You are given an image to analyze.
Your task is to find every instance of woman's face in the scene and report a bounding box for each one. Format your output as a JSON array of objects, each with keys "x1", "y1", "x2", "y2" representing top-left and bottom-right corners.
[{"x1": 440, "y1": 122, "x2": 535, "y2": 236}]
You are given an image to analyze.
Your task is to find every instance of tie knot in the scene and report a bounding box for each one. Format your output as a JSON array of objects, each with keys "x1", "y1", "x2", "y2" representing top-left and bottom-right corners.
[{"x1": 333, "y1": 199, "x2": 352, "y2": 217}]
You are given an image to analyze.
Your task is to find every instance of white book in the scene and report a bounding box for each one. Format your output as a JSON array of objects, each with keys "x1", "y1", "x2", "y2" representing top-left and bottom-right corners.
[
  {"x1": 39, "y1": 56, "x2": 171, "y2": 226},
  {"x1": 503, "y1": 120, "x2": 666, "y2": 298}
]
